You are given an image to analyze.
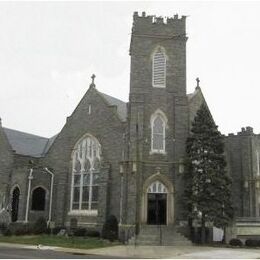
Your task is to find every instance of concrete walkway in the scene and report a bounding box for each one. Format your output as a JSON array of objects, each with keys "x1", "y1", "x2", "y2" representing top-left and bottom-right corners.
[
  {"x1": 1, "y1": 242, "x2": 260, "y2": 259},
  {"x1": 76, "y1": 245, "x2": 260, "y2": 259}
]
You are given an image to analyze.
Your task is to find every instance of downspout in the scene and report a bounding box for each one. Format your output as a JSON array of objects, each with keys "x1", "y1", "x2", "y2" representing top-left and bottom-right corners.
[
  {"x1": 44, "y1": 167, "x2": 54, "y2": 227},
  {"x1": 25, "y1": 168, "x2": 33, "y2": 223}
]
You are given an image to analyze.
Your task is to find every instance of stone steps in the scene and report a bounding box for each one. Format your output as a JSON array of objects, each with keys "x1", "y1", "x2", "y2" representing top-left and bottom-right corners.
[{"x1": 129, "y1": 225, "x2": 192, "y2": 246}]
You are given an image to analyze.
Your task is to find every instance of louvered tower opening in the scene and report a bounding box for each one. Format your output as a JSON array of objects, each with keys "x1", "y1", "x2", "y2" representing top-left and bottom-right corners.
[{"x1": 153, "y1": 48, "x2": 166, "y2": 88}]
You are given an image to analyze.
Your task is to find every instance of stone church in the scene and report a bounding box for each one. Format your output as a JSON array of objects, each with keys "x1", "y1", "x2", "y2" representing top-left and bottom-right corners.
[{"x1": 0, "y1": 12, "x2": 260, "y2": 244}]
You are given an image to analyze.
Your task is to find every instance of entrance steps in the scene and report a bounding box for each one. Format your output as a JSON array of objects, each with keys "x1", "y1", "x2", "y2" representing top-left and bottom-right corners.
[{"x1": 128, "y1": 225, "x2": 192, "y2": 246}]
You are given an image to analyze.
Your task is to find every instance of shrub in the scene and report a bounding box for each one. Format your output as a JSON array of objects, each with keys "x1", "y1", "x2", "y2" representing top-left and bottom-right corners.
[
  {"x1": 102, "y1": 215, "x2": 118, "y2": 242},
  {"x1": 86, "y1": 230, "x2": 100, "y2": 238},
  {"x1": 2, "y1": 228, "x2": 12, "y2": 236},
  {"x1": 33, "y1": 217, "x2": 47, "y2": 234},
  {"x1": 0, "y1": 223, "x2": 8, "y2": 235},
  {"x1": 245, "y1": 239, "x2": 260, "y2": 247},
  {"x1": 229, "y1": 238, "x2": 243, "y2": 247},
  {"x1": 14, "y1": 225, "x2": 32, "y2": 236},
  {"x1": 73, "y1": 228, "x2": 87, "y2": 237},
  {"x1": 7, "y1": 223, "x2": 33, "y2": 236}
]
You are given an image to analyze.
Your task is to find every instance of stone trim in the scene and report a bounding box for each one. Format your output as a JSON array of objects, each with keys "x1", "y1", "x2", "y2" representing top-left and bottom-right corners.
[{"x1": 68, "y1": 210, "x2": 98, "y2": 216}]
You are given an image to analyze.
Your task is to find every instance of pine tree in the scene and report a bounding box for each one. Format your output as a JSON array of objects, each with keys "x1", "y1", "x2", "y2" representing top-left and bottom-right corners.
[{"x1": 184, "y1": 103, "x2": 233, "y2": 243}]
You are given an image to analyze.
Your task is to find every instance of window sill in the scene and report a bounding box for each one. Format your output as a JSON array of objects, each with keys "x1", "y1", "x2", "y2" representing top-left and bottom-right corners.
[
  {"x1": 152, "y1": 85, "x2": 166, "y2": 88},
  {"x1": 149, "y1": 150, "x2": 167, "y2": 155},
  {"x1": 68, "y1": 210, "x2": 98, "y2": 217}
]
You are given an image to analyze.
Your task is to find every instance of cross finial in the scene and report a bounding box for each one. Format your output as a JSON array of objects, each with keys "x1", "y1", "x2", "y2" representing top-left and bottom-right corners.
[
  {"x1": 90, "y1": 74, "x2": 96, "y2": 88},
  {"x1": 91, "y1": 74, "x2": 95, "y2": 84},
  {"x1": 196, "y1": 77, "x2": 200, "y2": 88}
]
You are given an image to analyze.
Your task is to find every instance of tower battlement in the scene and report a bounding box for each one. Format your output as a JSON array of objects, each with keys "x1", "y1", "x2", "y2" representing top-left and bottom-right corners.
[
  {"x1": 132, "y1": 11, "x2": 186, "y2": 37},
  {"x1": 227, "y1": 126, "x2": 255, "y2": 137}
]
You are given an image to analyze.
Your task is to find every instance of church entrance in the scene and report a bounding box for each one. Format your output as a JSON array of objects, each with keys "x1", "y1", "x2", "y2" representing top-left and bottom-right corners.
[
  {"x1": 147, "y1": 193, "x2": 167, "y2": 225},
  {"x1": 11, "y1": 187, "x2": 20, "y2": 222},
  {"x1": 147, "y1": 181, "x2": 167, "y2": 225}
]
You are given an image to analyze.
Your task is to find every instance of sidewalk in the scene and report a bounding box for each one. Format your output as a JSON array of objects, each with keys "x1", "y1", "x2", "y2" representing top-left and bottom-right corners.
[
  {"x1": 1, "y1": 242, "x2": 260, "y2": 259},
  {"x1": 0, "y1": 243, "x2": 200, "y2": 258},
  {"x1": 58, "y1": 245, "x2": 260, "y2": 259}
]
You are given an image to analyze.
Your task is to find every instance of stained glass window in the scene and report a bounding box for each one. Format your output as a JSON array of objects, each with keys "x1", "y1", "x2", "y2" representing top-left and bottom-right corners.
[{"x1": 71, "y1": 135, "x2": 101, "y2": 211}]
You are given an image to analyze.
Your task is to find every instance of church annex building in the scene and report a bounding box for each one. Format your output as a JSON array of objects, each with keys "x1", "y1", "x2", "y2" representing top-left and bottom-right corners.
[{"x1": 0, "y1": 12, "x2": 260, "y2": 244}]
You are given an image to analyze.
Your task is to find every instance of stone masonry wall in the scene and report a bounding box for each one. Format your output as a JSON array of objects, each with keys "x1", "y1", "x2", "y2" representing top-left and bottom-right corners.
[
  {"x1": 42, "y1": 86, "x2": 126, "y2": 227},
  {"x1": 0, "y1": 122, "x2": 14, "y2": 210},
  {"x1": 125, "y1": 12, "x2": 189, "y2": 228}
]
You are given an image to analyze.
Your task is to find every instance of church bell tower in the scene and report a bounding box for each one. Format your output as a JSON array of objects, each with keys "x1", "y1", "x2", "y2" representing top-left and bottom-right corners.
[{"x1": 123, "y1": 11, "x2": 190, "y2": 237}]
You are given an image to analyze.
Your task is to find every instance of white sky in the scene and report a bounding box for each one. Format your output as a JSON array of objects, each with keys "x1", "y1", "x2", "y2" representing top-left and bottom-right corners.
[{"x1": 0, "y1": 1, "x2": 260, "y2": 138}]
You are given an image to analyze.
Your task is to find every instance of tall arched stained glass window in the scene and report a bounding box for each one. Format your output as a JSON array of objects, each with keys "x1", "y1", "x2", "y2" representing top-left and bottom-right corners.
[{"x1": 71, "y1": 135, "x2": 101, "y2": 211}]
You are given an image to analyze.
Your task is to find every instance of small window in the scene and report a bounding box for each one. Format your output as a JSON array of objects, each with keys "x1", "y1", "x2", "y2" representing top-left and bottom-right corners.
[
  {"x1": 88, "y1": 105, "x2": 92, "y2": 115},
  {"x1": 31, "y1": 187, "x2": 46, "y2": 211},
  {"x1": 153, "y1": 47, "x2": 166, "y2": 88}
]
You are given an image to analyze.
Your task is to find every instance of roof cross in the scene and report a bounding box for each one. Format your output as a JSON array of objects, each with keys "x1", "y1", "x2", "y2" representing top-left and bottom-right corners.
[
  {"x1": 91, "y1": 74, "x2": 96, "y2": 84},
  {"x1": 196, "y1": 77, "x2": 200, "y2": 88}
]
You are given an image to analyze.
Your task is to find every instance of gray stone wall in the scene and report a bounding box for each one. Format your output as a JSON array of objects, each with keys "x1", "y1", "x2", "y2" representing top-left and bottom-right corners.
[
  {"x1": 0, "y1": 123, "x2": 14, "y2": 207},
  {"x1": 42, "y1": 86, "x2": 126, "y2": 226},
  {"x1": 225, "y1": 127, "x2": 260, "y2": 218}
]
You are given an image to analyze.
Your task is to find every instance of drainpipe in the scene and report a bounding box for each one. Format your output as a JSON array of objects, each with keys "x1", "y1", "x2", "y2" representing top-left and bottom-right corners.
[
  {"x1": 44, "y1": 167, "x2": 54, "y2": 227},
  {"x1": 25, "y1": 168, "x2": 34, "y2": 223}
]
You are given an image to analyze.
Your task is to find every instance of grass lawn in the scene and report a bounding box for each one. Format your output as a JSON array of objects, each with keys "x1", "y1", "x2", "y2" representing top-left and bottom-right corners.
[{"x1": 0, "y1": 235, "x2": 120, "y2": 249}]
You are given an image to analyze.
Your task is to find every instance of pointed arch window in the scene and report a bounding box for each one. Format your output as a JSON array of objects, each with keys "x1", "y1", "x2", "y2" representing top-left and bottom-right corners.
[
  {"x1": 151, "y1": 111, "x2": 167, "y2": 154},
  {"x1": 152, "y1": 47, "x2": 166, "y2": 88},
  {"x1": 71, "y1": 135, "x2": 101, "y2": 212}
]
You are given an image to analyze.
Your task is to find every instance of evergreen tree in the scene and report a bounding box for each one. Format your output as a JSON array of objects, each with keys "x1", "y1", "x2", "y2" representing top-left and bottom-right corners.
[{"x1": 184, "y1": 103, "x2": 233, "y2": 243}]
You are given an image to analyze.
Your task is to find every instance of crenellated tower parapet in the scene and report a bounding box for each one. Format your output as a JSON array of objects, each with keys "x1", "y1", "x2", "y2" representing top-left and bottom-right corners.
[
  {"x1": 227, "y1": 126, "x2": 255, "y2": 137},
  {"x1": 131, "y1": 11, "x2": 186, "y2": 40}
]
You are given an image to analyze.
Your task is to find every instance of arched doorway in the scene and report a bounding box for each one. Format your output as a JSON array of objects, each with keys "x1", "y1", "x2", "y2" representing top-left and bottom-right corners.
[
  {"x1": 11, "y1": 187, "x2": 20, "y2": 222},
  {"x1": 147, "y1": 181, "x2": 167, "y2": 225},
  {"x1": 141, "y1": 174, "x2": 174, "y2": 225}
]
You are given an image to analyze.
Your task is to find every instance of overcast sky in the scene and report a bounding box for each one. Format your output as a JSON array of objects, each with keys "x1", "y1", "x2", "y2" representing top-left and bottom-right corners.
[{"x1": 0, "y1": 1, "x2": 260, "y2": 138}]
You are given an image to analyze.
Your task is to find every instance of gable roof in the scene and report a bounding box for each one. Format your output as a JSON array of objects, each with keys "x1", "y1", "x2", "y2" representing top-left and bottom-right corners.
[
  {"x1": 98, "y1": 91, "x2": 127, "y2": 121},
  {"x1": 187, "y1": 86, "x2": 214, "y2": 128},
  {"x1": 3, "y1": 128, "x2": 56, "y2": 157},
  {"x1": 2, "y1": 89, "x2": 127, "y2": 157}
]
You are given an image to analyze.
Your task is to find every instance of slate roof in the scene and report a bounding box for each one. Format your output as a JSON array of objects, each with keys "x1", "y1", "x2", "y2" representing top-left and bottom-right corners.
[
  {"x1": 3, "y1": 128, "x2": 56, "y2": 157},
  {"x1": 99, "y1": 92, "x2": 127, "y2": 121},
  {"x1": 42, "y1": 134, "x2": 58, "y2": 154}
]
